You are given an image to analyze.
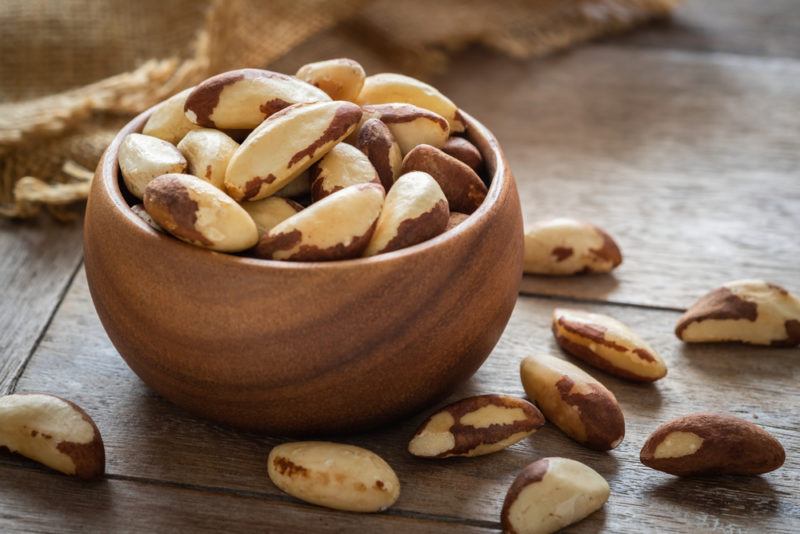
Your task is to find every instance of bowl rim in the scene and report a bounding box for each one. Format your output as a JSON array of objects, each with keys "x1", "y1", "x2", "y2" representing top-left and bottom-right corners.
[{"x1": 98, "y1": 107, "x2": 509, "y2": 270}]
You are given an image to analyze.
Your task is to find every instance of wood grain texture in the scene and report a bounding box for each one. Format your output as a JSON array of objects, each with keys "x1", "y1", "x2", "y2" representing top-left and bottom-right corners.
[
  {"x1": 0, "y1": 464, "x2": 493, "y2": 533},
  {"x1": 432, "y1": 46, "x2": 800, "y2": 309},
  {"x1": 10, "y1": 271, "x2": 799, "y2": 532},
  {"x1": 0, "y1": 219, "x2": 83, "y2": 394},
  {"x1": 615, "y1": 0, "x2": 800, "y2": 58}
]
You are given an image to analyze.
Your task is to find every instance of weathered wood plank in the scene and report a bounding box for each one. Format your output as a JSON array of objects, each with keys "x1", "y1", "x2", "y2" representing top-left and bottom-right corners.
[
  {"x1": 0, "y1": 464, "x2": 492, "y2": 533},
  {"x1": 616, "y1": 0, "x2": 800, "y2": 59},
  {"x1": 0, "y1": 219, "x2": 83, "y2": 393},
  {"x1": 11, "y1": 270, "x2": 799, "y2": 532},
  {"x1": 431, "y1": 46, "x2": 800, "y2": 309}
]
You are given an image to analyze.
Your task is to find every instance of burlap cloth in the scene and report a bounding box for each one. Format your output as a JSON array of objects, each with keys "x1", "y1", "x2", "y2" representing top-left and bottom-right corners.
[{"x1": 0, "y1": 0, "x2": 680, "y2": 220}]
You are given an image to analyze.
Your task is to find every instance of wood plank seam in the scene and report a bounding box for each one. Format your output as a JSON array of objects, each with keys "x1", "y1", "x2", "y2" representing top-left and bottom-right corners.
[
  {"x1": 5, "y1": 259, "x2": 84, "y2": 395},
  {"x1": 0, "y1": 459, "x2": 501, "y2": 530},
  {"x1": 518, "y1": 289, "x2": 686, "y2": 313}
]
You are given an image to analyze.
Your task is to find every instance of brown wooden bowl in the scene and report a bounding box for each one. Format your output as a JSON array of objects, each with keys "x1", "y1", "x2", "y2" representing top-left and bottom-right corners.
[{"x1": 84, "y1": 107, "x2": 523, "y2": 435}]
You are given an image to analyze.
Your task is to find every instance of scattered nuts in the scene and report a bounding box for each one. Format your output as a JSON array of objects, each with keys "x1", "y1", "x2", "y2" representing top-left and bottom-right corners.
[
  {"x1": 295, "y1": 58, "x2": 366, "y2": 101},
  {"x1": 143, "y1": 173, "x2": 258, "y2": 252},
  {"x1": 130, "y1": 204, "x2": 162, "y2": 232},
  {"x1": 118, "y1": 133, "x2": 187, "y2": 199},
  {"x1": 177, "y1": 128, "x2": 239, "y2": 190},
  {"x1": 520, "y1": 354, "x2": 625, "y2": 451},
  {"x1": 310, "y1": 142, "x2": 380, "y2": 201},
  {"x1": 241, "y1": 196, "x2": 303, "y2": 238},
  {"x1": 523, "y1": 218, "x2": 622, "y2": 275},
  {"x1": 0, "y1": 393, "x2": 104, "y2": 479},
  {"x1": 501, "y1": 457, "x2": 609, "y2": 534},
  {"x1": 408, "y1": 394, "x2": 544, "y2": 458},
  {"x1": 357, "y1": 72, "x2": 465, "y2": 133},
  {"x1": 675, "y1": 279, "x2": 800, "y2": 347},
  {"x1": 355, "y1": 118, "x2": 403, "y2": 189},
  {"x1": 363, "y1": 171, "x2": 448, "y2": 256},
  {"x1": 552, "y1": 308, "x2": 667, "y2": 382},
  {"x1": 640, "y1": 413, "x2": 785, "y2": 476},
  {"x1": 225, "y1": 101, "x2": 362, "y2": 201},
  {"x1": 255, "y1": 183, "x2": 384, "y2": 261},
  {"x1": 361, "y1": 103, "x2": 450, "y2": 154},
  {"x1": 267, "y1": 441, "x2": 400, "y2": 512},
  {"x1": 142, "y1": 87, "x2": 202, "y2": 144},
  {"x1": 445, "y1": 212, "x2": 469, "y2": 231},
  {"x1": 401, "y1": 144, "x2": 487, "y2": 214},
  {"x1": 184, "y1": 68, "x2": 330, "y2": 129},
  {"x1": 441, "y1": 136, "x2": 483, "y2": 173},
  {"x1": 274, "y1": 171, "x2": 311, "y2": 199}
]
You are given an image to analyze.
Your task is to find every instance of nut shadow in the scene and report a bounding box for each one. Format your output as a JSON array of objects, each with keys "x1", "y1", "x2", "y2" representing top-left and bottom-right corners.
[{"x1": 647, "y1": 475, "x2": 781, "y2": 518}]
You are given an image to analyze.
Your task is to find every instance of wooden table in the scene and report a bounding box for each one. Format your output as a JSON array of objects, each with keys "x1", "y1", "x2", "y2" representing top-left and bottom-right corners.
[{"x1": 2, "y1": 2, "x2": 799, "y2": 531}]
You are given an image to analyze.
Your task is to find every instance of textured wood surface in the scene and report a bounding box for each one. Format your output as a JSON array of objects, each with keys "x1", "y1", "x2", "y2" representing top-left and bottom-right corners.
[{"x1": 2, "y1": 2, "x2": 800, "y2": 532}]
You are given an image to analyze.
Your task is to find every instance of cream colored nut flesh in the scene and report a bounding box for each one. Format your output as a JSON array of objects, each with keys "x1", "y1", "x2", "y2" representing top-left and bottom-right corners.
[
  {"x1": 675, "y1": 279, "x2": 800, "y2": 346},
  {"x1": 131, "y1": 204, "x2": 162, "y2": 232},
  {"x1": 295, "y1": 58, "x2": 366, "y2": 101},
  {"x1": 142, "y1": 87, "x2": 202, "y2": 144},
  {"x1": 442, "y1": 136, "x2": 483, "y2": 173},
  {"x1": 0, "y1": 393, "x2": 104, "y2": 479},
  {"x1": 255, "y1": 183, "x2": 384, "y2": 261},
  {"x1": 640, "y1": 413, "x2": 785, "y2": 476},
  {"x1": 361, "y1": 103, "x2": 450, "y2": 154},
  {"x1": 242, "y1": 196, "x2": 302, "y2": 238},
  {"x1": 274, "y1": 171, "x2": 311, "y2": 198},
  {"x1": 310, "y1": 142, "x2": 380, "y2": 201},
  {"x1": 501, "y1": 457, "x2": 610, "y2": 534},
  {"x1": 520, "y1": 354, "x2": 625, "y2": 451},
  {"x1": 355, "y1": 118, "x2": 403, "y2": 189},
  {"x1": 177, "y1": 129, "x2": 239, "y2": 190},
  {"x1": 225, "y1": 101, "x2": 362, "y2": 201},
  {"x1": 523, "y1": 218, "x2": 622, "y2": 275},
  {"x1": 143, "y1": 173, "x2": 258, "y2": 252},
  {"x1": 401, "y1": 144, "x2": 487, "y2": 214},
  {"x1": 267, "y1": 441, "x2": 400, "y2": 512},
  {"x1": 356, "y1": 72, "x2": 465, "y2": 133},
  {"x1": 552, "y1": 308, "x2": 667, "y2": 382},
  {"x1": 184, "y1": 68, "x2": 331, "y2": 129},
  {"x1": 364, "y1": 171, "x2": 448, "y2": 256},
  {"x1": 118, "y1": 133, "x2": 187, "y2": 199},
  {"x1": 408, "y1": 394, "x2": 544, "y2": 458}
]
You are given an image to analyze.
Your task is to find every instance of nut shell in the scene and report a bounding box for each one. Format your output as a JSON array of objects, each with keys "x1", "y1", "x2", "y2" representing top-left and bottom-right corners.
[
  {"x1": 520, "y1": 354, "x2": 625, "y2": 451},
  {"x1": 408, "y1": 394, "x2": 544, "y2": 458},
  {"x1": 552, "y1": 308, "x2": 667, "y2": 382},
  {"x1": 640, "y1": 413, "x2": 785, "y2": 476},
  {"x1": 675, "y1": 280, "x2": 800, "y2": 346},
  {"x1": 268, "y1": 441, "x2": 400, "y2": 512}
]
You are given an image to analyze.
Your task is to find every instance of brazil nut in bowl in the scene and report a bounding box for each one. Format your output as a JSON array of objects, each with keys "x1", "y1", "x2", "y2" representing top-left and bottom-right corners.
[{"x1": 83, "y1": 60, "x2": 523, "y2": 434}]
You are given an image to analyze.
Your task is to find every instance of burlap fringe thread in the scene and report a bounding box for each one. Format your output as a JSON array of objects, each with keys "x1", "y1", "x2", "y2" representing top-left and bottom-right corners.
[{"x1": 0, "y1": 0, "x2": 680, "y2": 221}]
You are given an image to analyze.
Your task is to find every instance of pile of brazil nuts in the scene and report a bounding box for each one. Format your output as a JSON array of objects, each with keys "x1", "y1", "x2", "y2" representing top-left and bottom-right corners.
[{"x1": 118, "y1": 58, "x2": 490, "y2": 261}]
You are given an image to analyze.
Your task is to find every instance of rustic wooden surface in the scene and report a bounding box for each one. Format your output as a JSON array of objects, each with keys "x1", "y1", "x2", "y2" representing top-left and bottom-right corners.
[{"x1": 2, "y1": 2, "x2": 799, "y2": 532}]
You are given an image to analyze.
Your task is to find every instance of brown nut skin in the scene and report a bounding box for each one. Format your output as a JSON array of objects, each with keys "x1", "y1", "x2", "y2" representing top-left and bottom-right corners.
[
  {"x1": 0, "y1": 393, "x2": 105, "y2": 480},
  {"x1": 441, "y1": 136, "x2": 483, "y2": 174},
  {"x1": 408, "y1": 394, "x2": 544, "y2": 458},
  {"x1": 295, "y1": 58, "x2": 366, "y2": 101},
  {"x1": 520, "y1": 354, "x2": 625, "y2": 451},
  {"x1": 361, "y1": 103, "x2": 450, "y2": 154},
  {"x1": 184, "y1": 68, "x2": 330, "y2": 129},
  {"x1": 640, "y1": 413, "x2": 785, "y2": 477},
  {"x1": 401, "y1": 144, "x2": 487, "y2": 214},
  {"x1": 144, "y1": 173, "x2": 258, "y2": 252},
  {"x1": 355, "y1": 118, "x2": 403, "y2": 189},
  {"x1": 363, "y1": 171, "x2": 449, "y2": 256},
  {"x1": 255, "y1": 182, "x2": 384, "y2": 261},
  {"x1": 445, "y1": 212, "x2": 469, "y2": 232},
  {"x1": 675, "y1": 280, "x2": 800, "y2": 347},
  {"x1": 501, "y1": 457, "x2": 609, "y2": 534},
  {"x1": 552, "y1": 308, "x2": 667, "y2": 382}
]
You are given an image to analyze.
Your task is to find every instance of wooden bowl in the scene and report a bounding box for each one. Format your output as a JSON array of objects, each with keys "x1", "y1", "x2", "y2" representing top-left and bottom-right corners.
[{"x1": 84, "y1": 107, "x2": 523, "y2": 434}]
